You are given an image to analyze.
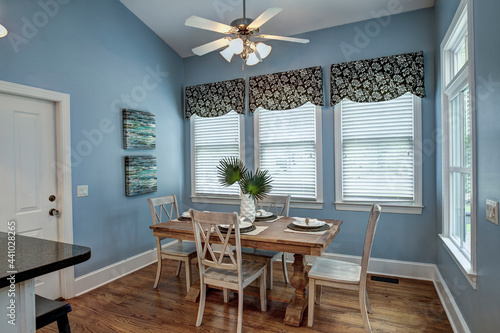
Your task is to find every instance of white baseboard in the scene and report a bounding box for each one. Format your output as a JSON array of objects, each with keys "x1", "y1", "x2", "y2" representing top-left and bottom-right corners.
[
  {"x1": 74, "y1": 240, "x2": 178, "y2": 297},
  {"x1": 433, "y1": 268, "x2": 471, "y2": 333},
  {"x1": 74, "y1": 247, "x2": 469, "y2": 333}
]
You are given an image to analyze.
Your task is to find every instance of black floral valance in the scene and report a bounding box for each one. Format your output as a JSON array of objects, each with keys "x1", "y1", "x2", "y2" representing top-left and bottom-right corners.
[
  {"x1": 185, "y1": 78, "x2": 245, "y2": 118},
  {"x1": 249, "y1": 66, "x2": 324, "y2": 113},
  {"x1": 330, "y1": 51, "x2": 425, "y2": 105}
]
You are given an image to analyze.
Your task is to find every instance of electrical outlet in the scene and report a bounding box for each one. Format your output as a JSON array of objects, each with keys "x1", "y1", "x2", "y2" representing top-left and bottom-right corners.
[
  {"x1": 486, "y1": 199, "x2": 499, "y2": 225},
  {"x1": 77, "y1": 185, "x2": 88, "y2": 197}
]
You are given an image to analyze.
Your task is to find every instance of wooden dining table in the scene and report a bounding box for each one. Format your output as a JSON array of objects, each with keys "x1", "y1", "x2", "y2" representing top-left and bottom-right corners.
[{"x1": 150, "y1": 216, "x2": 342, "y2": 327}]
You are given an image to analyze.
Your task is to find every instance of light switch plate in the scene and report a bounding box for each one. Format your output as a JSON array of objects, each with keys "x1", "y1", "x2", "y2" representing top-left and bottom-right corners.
[
  {"x1": 486, "y1": 199, "x2": 499, "y2": 225},
  {"x1": 77, "y1": 185, "x2": 88, "y2": 197}
]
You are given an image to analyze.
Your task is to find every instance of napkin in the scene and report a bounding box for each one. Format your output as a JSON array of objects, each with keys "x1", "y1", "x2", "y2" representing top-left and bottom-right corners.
[{"x1": 255, "y1": 209, "x2": 267, "y2": 217}]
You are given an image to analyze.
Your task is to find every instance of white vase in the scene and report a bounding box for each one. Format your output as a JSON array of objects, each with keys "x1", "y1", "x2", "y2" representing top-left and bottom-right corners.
[{"x1": 240, "y1": 193, "x2": 256, "y2": 223}]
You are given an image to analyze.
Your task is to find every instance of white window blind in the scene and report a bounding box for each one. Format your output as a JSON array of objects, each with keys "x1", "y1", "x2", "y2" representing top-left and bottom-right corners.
[
  {"x1": 257, "y1": 103, "x2": 318, "y2": 200},
  {"x1": 340, "y1": 93, "x2": 415, "y2": 203},
  {"x1": 192, "y1": 111, "x2": 241, "y2": 196}
]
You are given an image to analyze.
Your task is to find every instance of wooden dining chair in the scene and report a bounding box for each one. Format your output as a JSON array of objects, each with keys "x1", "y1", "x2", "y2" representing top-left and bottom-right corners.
[
  {"x1": 190, "y1": 209, "x2": 267, "y2": 333},
  {"x1": 307, "y1": 204, "x2": 382, "y2": 332},
  {"x1": 148, "y1": 195, "x2": 197, "y2": 291},
  {"x1": 241, "y1": 195, "x2": 290, "y2": 289},
  {"x1": 35, "y1": 294, "x2": 72, "y2": 332}
]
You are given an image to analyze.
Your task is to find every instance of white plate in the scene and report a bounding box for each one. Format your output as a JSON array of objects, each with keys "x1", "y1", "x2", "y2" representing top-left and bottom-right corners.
[
  {"x1": 220, "y1": 222, "x2": 252, "y2": 229},
  {"x1": 292, "y1": 218, "x2": 325, "y2": 228},
  {"x1": 255, "y1": 211, "x2": 273, "y2": 218}
]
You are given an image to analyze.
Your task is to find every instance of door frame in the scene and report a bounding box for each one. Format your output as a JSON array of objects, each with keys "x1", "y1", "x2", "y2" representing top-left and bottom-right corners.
[{"x1": 0, "y1": 80, "x2": 75, "y2": 298}]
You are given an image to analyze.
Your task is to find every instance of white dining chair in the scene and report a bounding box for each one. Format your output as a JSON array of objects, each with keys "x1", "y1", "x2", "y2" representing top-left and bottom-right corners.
[
  {"x1": 241, "y1": 195, "x2": 291, "y2": 289},
  {"x1": 148, "y1": 195, "x2": 197, "y2": 291},
  {"x1": 190, "y1": 209, "x2": 267, "y2": 333},
  {"x1": 307, "y1": 204, "x2": 382, "y2": 332}
]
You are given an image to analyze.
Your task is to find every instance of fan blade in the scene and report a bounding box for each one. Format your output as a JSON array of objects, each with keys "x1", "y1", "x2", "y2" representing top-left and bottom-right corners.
[
  {"x1": 192, "y1": 38, "x2": 230, "y2": 56},
  {"x1": 258, "y1": 34, "x2": 309, "y2": 43},
  {"x1": 185, "y1": 16, "x2": 234, "y2": 34},
  {"x1": 247, "y1": 8, "x2": 283, "y2": 30}
]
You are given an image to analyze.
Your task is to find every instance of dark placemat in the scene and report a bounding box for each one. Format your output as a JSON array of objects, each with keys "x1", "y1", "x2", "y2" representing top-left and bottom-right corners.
[
  {"x1": 218, "y1": 225, "x2": 257, "y2": 234},
  {"x1": 286, "y1": 223, "x2": 330, "y2": 232},
  {"x1": 254, "y1": 214, "x2": 278, "y2": 222},
  {"x1": 177, "y1": 216, "x2": 192, "y2": 221}
]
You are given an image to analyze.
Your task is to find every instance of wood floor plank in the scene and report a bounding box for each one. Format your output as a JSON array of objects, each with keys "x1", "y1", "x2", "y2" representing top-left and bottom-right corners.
[{"x1": 39, "y1": 260, "x2": 452, "y2": 332}]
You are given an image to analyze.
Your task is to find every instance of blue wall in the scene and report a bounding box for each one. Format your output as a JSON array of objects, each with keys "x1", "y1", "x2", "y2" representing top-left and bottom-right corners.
[
  {"x1": 435, "y1": 0, "x2": 500, "y2": 331},
  {"x1": 0, "y1": 0, "x2": 185, "y2": 277},
  {"x1": 183, "y1": 9, "x2": 438, "y2": 263}
]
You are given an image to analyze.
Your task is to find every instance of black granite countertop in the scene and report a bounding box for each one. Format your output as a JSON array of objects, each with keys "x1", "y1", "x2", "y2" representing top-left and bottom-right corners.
[{"x1": 0, "y1": 232, "x2": 91, "y2": 288}]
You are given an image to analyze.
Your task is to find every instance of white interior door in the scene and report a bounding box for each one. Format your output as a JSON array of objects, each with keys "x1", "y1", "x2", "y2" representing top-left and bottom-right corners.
[{"x1": 0, "y1": 92, "x2": 61, "y2": 299}]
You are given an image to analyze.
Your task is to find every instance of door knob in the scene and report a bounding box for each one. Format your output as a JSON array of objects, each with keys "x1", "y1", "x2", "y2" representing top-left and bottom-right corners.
[{"x1": 49, "y1": 208, "x2": 60, "y2": 216}]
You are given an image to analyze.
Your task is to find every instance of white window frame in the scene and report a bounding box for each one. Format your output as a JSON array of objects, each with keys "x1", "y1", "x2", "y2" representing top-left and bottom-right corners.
[
  {"x1": 190, "y1": 112, "x2": 245, "y2": 205},
  {"x1": 334, "y1": 94, "x2": 423, "y2": 214},
  {"x1": 254, "y1": 104, "x2": 323, "y2": 209},
  {"x1": 439, "y1": 0, "x2": 477, "y2": 288}
]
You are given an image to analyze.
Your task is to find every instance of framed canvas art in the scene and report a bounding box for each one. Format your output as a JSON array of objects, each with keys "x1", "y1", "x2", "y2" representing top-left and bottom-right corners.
[
  {"x1": 125, "y1": 155, "x2": 157, "y2": 196},
  {"x1": 123, "y1": 109, "x2": 156, "y2": 149}
]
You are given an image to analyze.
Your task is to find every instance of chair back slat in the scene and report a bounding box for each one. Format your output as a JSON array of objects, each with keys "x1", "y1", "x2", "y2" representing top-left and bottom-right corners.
[
  {"x1": 360, "y1": 204, "x2": 382, "y2": 280},
  {"x1": 148, "y1": 195, "x2": 180, "y2": 225},
  {"x1": 256, "y1": 195, "x2": 291, "y2": 217},
  {"x1": 190, "y1": 210, "x2": 242, "y2": 273}
]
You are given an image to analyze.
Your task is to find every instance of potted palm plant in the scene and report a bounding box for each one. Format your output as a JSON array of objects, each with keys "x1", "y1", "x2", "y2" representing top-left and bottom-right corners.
[{"x1": 217, "y1": 157, "x2": 273, "y2": 223}]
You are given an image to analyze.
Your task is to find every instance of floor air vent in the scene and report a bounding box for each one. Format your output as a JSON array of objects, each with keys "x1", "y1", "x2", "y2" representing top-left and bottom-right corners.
[{"x1": 371, "y1": 276, "x2": 399, "y2": 284}]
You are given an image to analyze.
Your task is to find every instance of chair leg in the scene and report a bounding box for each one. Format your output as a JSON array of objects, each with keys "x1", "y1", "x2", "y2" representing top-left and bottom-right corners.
[
  {"x1": 185, "y1": 258, "x2": 192, "y2": 293},
  {"x1": 359, "y1": 287, "x2": 372, "y2": 333},
  {"x1": 196, "y1": 282, "x2": 206, "y2": 327},
  {"x1": 307, "y1": 278, "x2": 315, "y2": 327},
  {"x1": 176, "y1": 261, "x2": 182, "y2": 276},
  {"x1": 365, "y1": 288, "x2": 373, "y2": 314},
  {"x1": 237, "y1": 289, "x2": 244, "y2": 333},
  {"x1": 260, "y1": 270, "x2": 267, "y2": 311},
  {"x1": 56, "y1": 314, "x2": 71, "y2": 333},
  {"x1": 153, "y1": 240, "x2": 162, "y2": 289},
  {"x1": 267, "y1": 258, "x2": 273, "y2": 290},
  {"x1": 223, "y1": 288, "x2": 229, "y2": 303},
  {"x1": 315, "y1": 285, "x2": 322, "y2": 305},
  {"x1": 281, "y1": 253, "x2": 289, "y2": 284}
]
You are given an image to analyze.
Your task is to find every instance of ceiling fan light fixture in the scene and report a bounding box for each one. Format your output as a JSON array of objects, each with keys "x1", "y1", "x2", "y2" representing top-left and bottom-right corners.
[
  {"x1": 220, "y1": 47, "x2": 234, "y2": 62},
  {"x1": 0, "y1": 24, "x2": 8, "y2": 38},
  {"x1": 246, "y1": 52, "x2": 260, "y2": 66},
  {"x1": 229, "y1": 38, "x2": 244, "y2": 55},
  {"x1": 256, "y1": 42, "x2": 271, "y2": 59}
]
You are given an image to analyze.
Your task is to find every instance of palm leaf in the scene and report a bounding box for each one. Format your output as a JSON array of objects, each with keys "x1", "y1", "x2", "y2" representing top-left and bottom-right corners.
[
  {"x1": 217, "y1": 157, "x2": 247, "y2": 187},
  {"x1": 241, "y1": 168, "x2": 273, "y2": 200}
]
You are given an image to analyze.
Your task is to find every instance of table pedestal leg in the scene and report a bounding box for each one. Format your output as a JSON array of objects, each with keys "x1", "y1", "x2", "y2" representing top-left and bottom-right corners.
[{"x1": 284, "y1": 254, "x2": 308, "y2": 326}]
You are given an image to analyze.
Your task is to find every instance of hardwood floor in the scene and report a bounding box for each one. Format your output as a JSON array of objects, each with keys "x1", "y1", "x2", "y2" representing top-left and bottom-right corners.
[{"x1": 40, "y1": 260, "x2": 452, "y2": 332}]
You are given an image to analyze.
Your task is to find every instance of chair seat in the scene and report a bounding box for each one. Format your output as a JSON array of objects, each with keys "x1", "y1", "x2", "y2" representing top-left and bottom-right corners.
[
  {"x1": 308, "y1": 257, "x2": 361, "y2": 284},
  {"x1": 241, "y1": 247, "x2": 281, "y2": 259},
  {"x1": 161, "y1": 241, "x2": 197, "y2": 256},
  {"x1": 35, "y1": 294, "x2": 72, "y2": 330},
  {"x1": 205, "y1": 260, "x2": 266, "y2": 285}
]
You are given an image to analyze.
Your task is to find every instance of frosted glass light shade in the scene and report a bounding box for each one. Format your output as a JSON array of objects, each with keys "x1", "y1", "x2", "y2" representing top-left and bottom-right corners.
[
  {"x1": 0, "y1": 24, "x2": 7, "y2": 38},
  {"x1": 229, "y1": 38, "x2": 244, "y2": 54},
  {"x1": 246, "y1": 52, "x2": 260, "y2": 66},
  {"x1": 256, "y1": 42, "x2": 271, "y2": 59},
  {"x1": 220, "y1": 47, "x2": 234, "y2": 62}
]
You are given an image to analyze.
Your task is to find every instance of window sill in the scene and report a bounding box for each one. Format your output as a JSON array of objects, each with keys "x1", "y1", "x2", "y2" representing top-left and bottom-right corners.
[
  {"x1": 191, "y1": 195, "x2": 323, "y2": 209},
  {"x1": 334, "y1": 202, "x2": 423, "y2": 214},
  {"x1": 439, "y1": 234, "x2": 477, "y2": 289}
]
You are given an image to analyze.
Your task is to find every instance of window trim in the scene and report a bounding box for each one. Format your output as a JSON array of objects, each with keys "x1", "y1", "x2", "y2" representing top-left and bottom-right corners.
[
  {"x1": 190, "y1": 113, "x2": 245, "y2": 204},
  {"x1": 439, "y1": 0, "x2": 477, "y2": 289},
  {"x1": 254, "y1": 104, "x2": 323, "y2": 210},
  {"x1": 333, "y1": 94, "x2": 423, "y2": 215}
]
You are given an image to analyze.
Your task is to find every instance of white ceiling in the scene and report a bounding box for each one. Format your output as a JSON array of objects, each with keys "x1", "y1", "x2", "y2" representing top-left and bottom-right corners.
[{"x1": 120, "y1": 0, "x2": 435, "y2": 58}]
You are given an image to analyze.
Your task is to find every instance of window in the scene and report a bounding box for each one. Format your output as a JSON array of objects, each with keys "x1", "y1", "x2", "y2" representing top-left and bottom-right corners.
[
  {"x1": 439, "y1": 0, "x2": 476, "y2": 288},
  {"x1": 334, "y1": 93, "x2": 423, "y2": 214},
  {"x1": 191, "y1": 111, "x2": 243, "y2": 202},
  {"x1": 255, "y1": 103, "x2": 323, "y2": 208}
]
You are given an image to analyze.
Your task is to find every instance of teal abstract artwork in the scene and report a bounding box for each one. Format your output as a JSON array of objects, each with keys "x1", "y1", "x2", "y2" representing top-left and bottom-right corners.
[
  {"x1": 123, "y1": 109, "x2": 156, "y2": 149},
  {"x1": 125, "y1": 156, "x2": 157, "y2": 196}
]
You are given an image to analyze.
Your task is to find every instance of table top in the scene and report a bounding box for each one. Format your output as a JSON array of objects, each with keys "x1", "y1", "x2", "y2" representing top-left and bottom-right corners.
[
  {"x1": 150, "y1": 216, "x2": 342, "y2": 256},
  {"x1": 0, "y1": 233, "x2": 91, "y2": 288}
]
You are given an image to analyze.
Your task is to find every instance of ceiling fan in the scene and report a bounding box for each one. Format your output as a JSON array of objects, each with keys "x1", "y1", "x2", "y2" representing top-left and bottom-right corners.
[{"x1": 185, "y1": 0, "x2": 309, "y2": 66}]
